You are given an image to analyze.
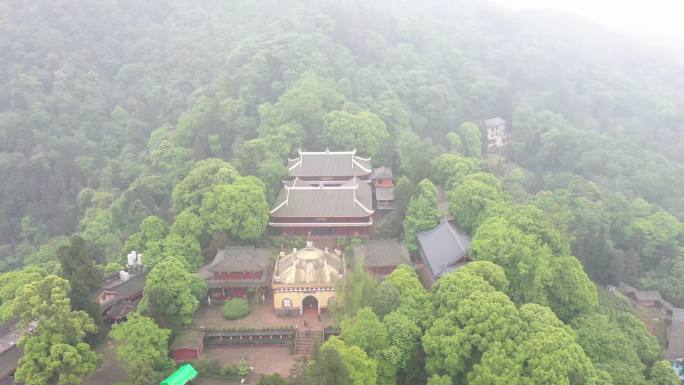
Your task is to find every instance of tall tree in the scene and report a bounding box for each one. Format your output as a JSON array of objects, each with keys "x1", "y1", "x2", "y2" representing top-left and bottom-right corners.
[
  {"x1": 404, "y1": 179, "x2": 441, "y2": 254},
  {"x1": 139, "y1": 256, "x2": 206, "y2": 329},
  {"x1": 322, "y1": 110, "x2": 390, "y2": 158},
  {"x1": 199, "y1": 177, "x2": 269, "y2": 242},
  {"x1": 456, "y1": 122, "x2": 482, "y2": 158},
  {"x1": 649, "y1": 361, "x2": 679, "y2": 385},
  {"x1": 57, "y1": 235, "x2": 103, "y2": 324},
  {"x1": 171, "y1": 158, "x2": 240, "y2": 214},
  {"x1": 110, "y1": 313, "x2": 174, "y2": 385},
  {"x1": 0, "y1": 267, "x2": 45, "y2": 322},
  {"x1": 447, "y1": 172, "x2": 504, "y2": 234},
  {"x1": 13, "y1": 275, "x2": 100, "y2": 385}
]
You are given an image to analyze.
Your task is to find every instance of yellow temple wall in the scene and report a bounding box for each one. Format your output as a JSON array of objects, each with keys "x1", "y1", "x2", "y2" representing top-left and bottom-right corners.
[{"x1": 273, "y1": 288, "x2": 336, "y2": 314}]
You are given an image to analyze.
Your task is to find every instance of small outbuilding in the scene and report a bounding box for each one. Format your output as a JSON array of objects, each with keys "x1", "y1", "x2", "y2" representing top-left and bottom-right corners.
[
  {"x1": 97, "y1": 270, "x2": 149, "y2": 323},
  {"x1": 352, "y1": 239, "x2": 410, "y2": 279},
  {"x1": 416, "y1": 219, "x2": 471, "y2": 288},
  {"x1": 370, "y1": 167, "x2": 395, "y2": 210},
  {"x1": 170, "y1": 331, "x2": 205, "y2": 362}
]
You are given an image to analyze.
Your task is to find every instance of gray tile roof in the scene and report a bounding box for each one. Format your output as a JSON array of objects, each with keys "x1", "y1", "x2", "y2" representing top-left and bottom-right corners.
[
  {"x1": 171, "y1": 330, "x2": 204, "y2": 351},
  {"x1": 199, "y1": 247, "x2": 272, "y2": 288},
  {"x1": 98, "y1": 271, "x2": 148, "y2": 310},
  {"x1": 370, "y1": 166, "x2": 393, "y2": 180},
  {"x1": 270, "y1": 178, "x2": 374, "y2": 218},
  {"x1": 417, "y1": 219, "x2": 470, "y2": 279},
  {"x1": 287, "y1": 150, "x2": 372, "y2": 178},
  {"x1": 205, "y1": 247, "x2": 271, "y2": 272},
  {"x1": 353, "y1": 240, "x2": 410, "y2": 268}
]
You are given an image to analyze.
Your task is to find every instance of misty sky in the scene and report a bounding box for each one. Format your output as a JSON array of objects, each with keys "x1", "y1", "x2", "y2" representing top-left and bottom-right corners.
[{"x1": 491, "y1": 0, "x2": 684, "y2": 41}]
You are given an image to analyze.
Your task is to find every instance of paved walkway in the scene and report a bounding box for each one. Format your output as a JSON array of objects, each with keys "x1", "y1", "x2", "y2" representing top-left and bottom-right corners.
[
  {"x1": 193, "y1": 296, "x2": 333, "y2": 330},
  {"x1": 83, "y1": 338, "x2": 126, "y2": 385},
  {"x1": 203, "y1": 345, "x2": 294, "y2": 377}
]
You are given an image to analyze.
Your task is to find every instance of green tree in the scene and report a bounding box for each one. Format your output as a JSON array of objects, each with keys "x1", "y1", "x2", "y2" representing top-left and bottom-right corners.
[
  {"x1": 57, "y1": 235, "x2": 103, "y2": 324},
  {"x1": 393, "y1": 176, "x2": 417, "y2": 217},
  {"x1": 341, "y1": 307, "x2": 389, "y2": 356},
  {"x1": 0, "y1": 267, "x2": 45, "y2": 322},
  {"x1": 306, "y1": 339, "x2": 350, "y2": 385},
  {"x1": 396, "y1": 131, "x2": 438, "y2": 182},
  {"x1": 110, "y1": 313, "x2": 174, "y2": 385},
  {"x1": 172, "y1": 158, "x2": 240, "y2": 214},
  {"x1": 139, "y1": 256, "x2": 206, "y2": 329},
  {"x1": 199, "y1": 177, "x2": 269, "y2": 242},
  {"x1": 649, "y1": 361, "x2": 679, "y2": 385},
  {"x1": 404, "y1": 179, "x2": 440, "y2": 254},
  {"x1": 334, "y1": 258, "x2": 377, "y2": 320},
  {"x1": 170, "y1": 210, "x2": 203, "y2": 238},
  {"x1": 456, "y1": 122, "x2": 482, "y2": 158},
  {"x1": 322, "y1": 110, "x2": 390, "y2": 158},
  {"x1": 571, "y1": 312, "x2": 647, "y2": 385},
  {"x1": 259, "y1": 73, "x2": 346, "y2": 144},
  {"x1": 447, "y1": 172, "x2": 504, "y2": 234},
  {"x1": 432, "y1": 154, "x2": 482, "y2": 188},
  {"x1": 547, "y1": 256, "x2": 598, "y2": 322},
  {"x1": 162, "y1": 233, "x2": 203, "y2": 271},
  {"x1": 371, "y1": 281, "x2": 401, "y2": 318},
  {"x1": 13, "y1": 275, "x2": 100, "y2": 385},
  {"x1": 446, "y1": 132, "x2": 463, "y2": 154},
  {"x1": 471, "y1": 216, "x2": 554, "y2": 305}
]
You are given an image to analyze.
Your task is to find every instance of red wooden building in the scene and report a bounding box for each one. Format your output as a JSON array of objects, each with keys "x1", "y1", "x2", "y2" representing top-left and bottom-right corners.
[
  {"x1": 287, "y1": 149, "x2": 372, "y2": 182},
  {"x1": 352, "y1": 239, "x2": 410, "y2": 279},
  {"x1": 199, "y1": 247, "x2": 271, "y2": 301},
  {"x1": 269, "y1": 177, "x2": 374, "y2": 236},
  {"x1": 170, "y1": 331, "x2": 205, "y2": 362}
]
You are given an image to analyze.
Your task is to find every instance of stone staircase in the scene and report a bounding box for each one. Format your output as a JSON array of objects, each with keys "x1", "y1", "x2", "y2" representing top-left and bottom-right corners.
[
  {"x1": 245, "y1": 371, "x2": 261, "y2": 385},
  {"x1": 295, "y1": 329, "x2": 323, "y2": 357}
]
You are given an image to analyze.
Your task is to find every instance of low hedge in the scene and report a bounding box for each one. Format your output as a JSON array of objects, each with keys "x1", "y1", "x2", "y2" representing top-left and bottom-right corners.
[
  {"x1": 223, "y1": 298, "x2": 250, "y2": 320},
  {"x1": 191, "y1": 359, "x2": 241, "y2": 378}
]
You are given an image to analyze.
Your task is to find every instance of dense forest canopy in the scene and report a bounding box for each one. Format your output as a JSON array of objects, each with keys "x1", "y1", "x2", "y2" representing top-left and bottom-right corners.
[{"x1": 2, "y1": 0, "x2": 684, "y2": 384}]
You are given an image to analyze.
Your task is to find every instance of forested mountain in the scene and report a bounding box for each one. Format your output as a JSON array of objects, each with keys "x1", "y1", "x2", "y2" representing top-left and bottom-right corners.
[{"x1": 1, "y1": 1, "x2": 684, "y2": 384}]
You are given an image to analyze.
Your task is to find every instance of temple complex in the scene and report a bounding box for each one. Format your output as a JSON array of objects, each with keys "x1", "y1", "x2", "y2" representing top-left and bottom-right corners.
[{"x1": 271, "y1": 242, "x2": 344, "y2": 316}]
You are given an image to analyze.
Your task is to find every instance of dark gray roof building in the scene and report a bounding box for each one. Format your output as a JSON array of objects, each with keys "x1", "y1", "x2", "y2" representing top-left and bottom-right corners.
[
  {"x1": 417, "y1": 219, "x2": 471, "y2": 287},
  {"x1": 287, "y1": 150, "x2": 372, "y2": 179},
  {"x1": 199, "y1": 246, "x2": 272, "y2": 289},
  {"x1": 353, "y1": 240, "x2": 410, "y2": 278},
  {"x1": 270, "y1": 178, "x2": 374, "y2": 219}
]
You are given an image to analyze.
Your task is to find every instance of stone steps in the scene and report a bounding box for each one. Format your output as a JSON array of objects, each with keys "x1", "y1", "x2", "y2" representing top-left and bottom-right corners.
[{"x1": 295, "y1": 330, "x2": 323, "y2": 356}]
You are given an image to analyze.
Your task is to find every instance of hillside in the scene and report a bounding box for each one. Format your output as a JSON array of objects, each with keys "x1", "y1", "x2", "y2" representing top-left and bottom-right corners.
[{"x1": 1, "y1": 1, "x2": 684, "y2": 385}]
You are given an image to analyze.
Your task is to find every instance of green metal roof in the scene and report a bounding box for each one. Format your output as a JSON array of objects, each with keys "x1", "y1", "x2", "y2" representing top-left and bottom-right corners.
[{"x1": 161, "y1": 364, "x2": 198, "y2": 385}]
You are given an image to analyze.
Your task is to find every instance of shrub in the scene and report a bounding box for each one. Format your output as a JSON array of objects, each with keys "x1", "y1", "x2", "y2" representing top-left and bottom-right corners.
[
  {"x1": 223, "y1": 298, "x2": 250, "y2": 320},
  {"x1": 220, "y1": 363, "x2": 240, "y2": 376}
]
